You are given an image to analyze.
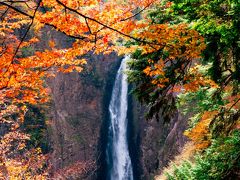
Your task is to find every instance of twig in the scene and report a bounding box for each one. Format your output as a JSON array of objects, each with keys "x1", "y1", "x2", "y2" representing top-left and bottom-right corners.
[
  {"x1": 64, "y1": 7, "x2": 67, "y2": 22},
  {"x1": 0, "y1": 2, "x2": 32, "y2": 17},
  {"x1": 0, "y1": 6, "x2": 10, "y2": 21},
  {"x1": 10, "y1": 0, "x2": 41, "y2": 64},
  {"x1": 84, "y1": 18, "x2": 92, "y2": 34},
  {"x1": 120, "y1": 0, "x2": 156, "y2": 21},
  {"x1": 228, "y1": 98, "x2": 240, "y2": 112}
]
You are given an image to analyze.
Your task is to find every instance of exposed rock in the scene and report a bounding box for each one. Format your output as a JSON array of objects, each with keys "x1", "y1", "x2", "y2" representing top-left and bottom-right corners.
[
  {"x1": 47, "y1": 51, "x2": 121, "y2": 179},
  {"x1": 45, "y1": 29, "x2": 189, "y2": 180},
  {"x1": 133, "y1": 99, "x2": 188, "y2": 179}
]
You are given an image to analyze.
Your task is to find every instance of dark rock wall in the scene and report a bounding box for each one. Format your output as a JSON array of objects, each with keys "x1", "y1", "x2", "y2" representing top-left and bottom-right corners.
[
  {"x1": 47, "y1": 51, "x2": 121, "y2": 179},
  {"x1": 132, "y1": 99, "x2": 188, "y2": 180}
]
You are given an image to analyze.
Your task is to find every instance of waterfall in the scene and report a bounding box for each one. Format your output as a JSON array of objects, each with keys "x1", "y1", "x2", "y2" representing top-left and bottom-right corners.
[{"x1": 106, "y1": 56, "x2": 133, "y2": 180}]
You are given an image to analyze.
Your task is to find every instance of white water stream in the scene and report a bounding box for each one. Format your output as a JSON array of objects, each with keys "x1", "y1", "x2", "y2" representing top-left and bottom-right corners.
[{"x1": 107, "y1": 56, "x2": 133, "y2": 180}]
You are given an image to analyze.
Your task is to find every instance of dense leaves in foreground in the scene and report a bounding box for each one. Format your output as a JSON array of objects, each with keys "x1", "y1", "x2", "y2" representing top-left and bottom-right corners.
[{"x1": 127, "y1": 0, "x2": 239, "y2": 179}]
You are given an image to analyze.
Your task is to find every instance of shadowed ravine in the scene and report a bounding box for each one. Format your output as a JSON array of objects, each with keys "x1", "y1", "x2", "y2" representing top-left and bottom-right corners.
[{"x1": 106, "y1": 56, "x2": 133, "y2": 180}]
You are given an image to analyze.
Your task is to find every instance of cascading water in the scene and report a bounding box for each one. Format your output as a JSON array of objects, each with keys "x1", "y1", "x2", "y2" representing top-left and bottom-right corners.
[{"x1": 106, "y1": 56, "x2": 133, "y2": 180}]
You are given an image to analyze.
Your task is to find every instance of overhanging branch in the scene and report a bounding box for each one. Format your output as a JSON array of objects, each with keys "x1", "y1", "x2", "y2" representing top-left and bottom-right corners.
[
  {"x1": 1, "y1": 0, "x2": 160, "y2": 46},
  {"x1": 0, "y1": 1, "x2": 86, "y2": 40},
  {"x1": 55, "y1": 0, "x2": 158, "y2": 45}
]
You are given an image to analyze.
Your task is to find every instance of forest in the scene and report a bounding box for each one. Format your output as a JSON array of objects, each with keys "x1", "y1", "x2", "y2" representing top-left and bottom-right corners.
[{"x1": 0, "y1": 0, "x2": 239, "y2": 179}]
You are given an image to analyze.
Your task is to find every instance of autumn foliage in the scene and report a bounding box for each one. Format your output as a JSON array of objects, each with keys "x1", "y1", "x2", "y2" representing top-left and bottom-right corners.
[
  {"x1": 0, "y1": 0, "x2": 239, "y2": 179},
  {"x1": 0, "y1": 0, "x2": 159, "y2": 178}
]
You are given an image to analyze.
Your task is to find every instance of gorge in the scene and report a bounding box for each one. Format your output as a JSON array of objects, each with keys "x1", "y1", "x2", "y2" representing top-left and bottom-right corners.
[{"x1": 48, "y1": 46, "x2": 187, "y2": 179}]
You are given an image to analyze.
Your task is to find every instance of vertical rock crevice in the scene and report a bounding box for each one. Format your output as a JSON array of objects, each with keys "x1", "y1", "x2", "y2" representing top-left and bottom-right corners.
[{"x1": 48, "y1": 50, "x2": 122, "y2": 179}]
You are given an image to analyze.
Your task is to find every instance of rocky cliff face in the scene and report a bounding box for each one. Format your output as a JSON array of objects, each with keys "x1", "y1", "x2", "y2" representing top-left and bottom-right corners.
[
  {"x1": 140, "y1": 112, "x2": 188, "y2": 179},
  {"x1": 48, "y1": 59, "x2": 188, "y2": 179},
  {"x1": 47, "y1": 50, "x2": 121, "y2": 179},
  {"x1": 46, "y1": 30, "x2": 188, "y2": 180},
  {"x1": 132, "y1": 97, "x2": 188, "y2": 180}
]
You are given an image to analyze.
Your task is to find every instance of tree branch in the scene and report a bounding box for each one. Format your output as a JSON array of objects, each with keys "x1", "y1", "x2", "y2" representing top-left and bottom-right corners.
[
  {"x1": 11, "y1": 0, "x2": 41, "y2": 62},
  {"x1": 0, "y1": 2, "x2": 33, "y2": 18},
  {"x1": 0, "y1": 0, "x2": 41, "y2": 89},
  {"x1": 55, "y1": 0, "x2": 157, "y2": 45},
  {"x1": 0, "y1": 6, "x2": 10, "y2": 21},
  {"x1": 228, "y1": 98, "x2": 240, "y2": 112},
  {"x1": 120, "y1": 1, "x2": 155, "y2": 22},
  {"x1": 1, "y1": 0, "x2": 159, "y2": 46},
  {"x1": 0, "y1": 1, "x2": 86, "y2": 40},
  {"x1": 84, "y1": 18, "x2": 92, "y2": 34}
]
